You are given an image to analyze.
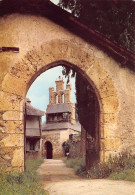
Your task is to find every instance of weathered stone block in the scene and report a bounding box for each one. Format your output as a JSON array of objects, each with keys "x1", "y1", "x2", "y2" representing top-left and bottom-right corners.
[
  {"x1": 0, "y1": 133, "x2": 24, "y2": 147},
  {"x1": 11, "y1": 147, "x2": 24, "y2": 167},
  {"x1": 7, "y1": 120, "x2": 24, "y2": 134},
  {"x1": 0, "y1": 91, "x2": 24, "y2": 111},
  {"x1": 101, "y1": 123, "x2": 118, "y2": 138},
  {"x1": 0, "y1": 146, "x2": 14, "y2": 169},
  {"x1": 102, "y1": 96, "x2": 119, "y2": 113},
  {"x1": 6, "y1": 166, "x2": 24, "y2": 172},
  {"x1": 2, "y1": 74, "x2": 27, "y2": 97},
  {"x1": 101, "y1": 113, "x2": 116, "y2": 124},
  {"x1": 99, "y1": 76, "x2": 117, "y2": 98},
  {"x1": 2, "y1": 111, "x2": 23, "y2": 121},
  {"x1": 104, "y1": 137, "x2": 121, "y2": 151}
]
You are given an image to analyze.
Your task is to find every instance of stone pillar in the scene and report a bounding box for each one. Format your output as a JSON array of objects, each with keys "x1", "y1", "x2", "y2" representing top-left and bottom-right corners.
[
  {"x1": 49, "y1": 87, "x2": 56, "y2": 104},
  {"x1": 70, "y1": 103, "x2": 76, "y2": 124},
  {"x1": 64, "y1": 83, "x2": 71, "y2": 103},
  {"x1": 64, "y1": 90, "x2": 71, "y2": 103},
  {"x1": 57, "y1": 92, "x2": 62, "y2": 104},
  {"x1": 55, "y1": 77, "x2": 64, "y2": 91},
  {"x1": 66, "y1": 83, "x2": 71, "y2": 90}
]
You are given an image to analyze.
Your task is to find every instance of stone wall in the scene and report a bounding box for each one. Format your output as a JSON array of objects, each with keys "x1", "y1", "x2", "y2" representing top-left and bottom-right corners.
[
  {"x1": 68, "y1": 127, "x2": 86, "y2": 159},
  {"x1": 0, "y1": 14, "x2": 135, "y2": 171},
  {"x1": 69, "y1": 134, "x2": 81, "y2": 158},
  {"x1": 42, "y1": 128, "x2": 77, "y2": 158}
]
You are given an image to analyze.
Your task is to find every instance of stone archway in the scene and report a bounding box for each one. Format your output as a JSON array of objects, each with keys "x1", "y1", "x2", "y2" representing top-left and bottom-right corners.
[{"x1": 0, "y1": 39, "x2": 119, "y2": 172}]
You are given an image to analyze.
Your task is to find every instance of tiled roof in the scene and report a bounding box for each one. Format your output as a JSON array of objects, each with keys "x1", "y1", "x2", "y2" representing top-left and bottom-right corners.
[
  {"x1": 46, "y1": 103, "x2": 72, "y2": 114},
  {"x1": 26, "y1": 101, "x2": 45, "y2": 116},
  {"x1": 42, "y1": 121, "x2": 81, "y2": 132}
]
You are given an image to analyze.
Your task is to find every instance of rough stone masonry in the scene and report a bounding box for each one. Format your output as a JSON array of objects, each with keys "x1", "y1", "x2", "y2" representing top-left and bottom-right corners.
[{"x1": 0, "y1": 13, "x2": 135, "y2": 172}]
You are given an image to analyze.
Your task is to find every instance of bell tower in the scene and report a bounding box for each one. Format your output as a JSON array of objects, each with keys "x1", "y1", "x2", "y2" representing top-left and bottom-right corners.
[{"x1": 47, "y1": 77, "x2": 76, "y2": 124}]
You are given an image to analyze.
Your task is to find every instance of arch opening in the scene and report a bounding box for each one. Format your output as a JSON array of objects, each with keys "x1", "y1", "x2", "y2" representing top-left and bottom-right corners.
[
  {"x1": 45, "y1": 141, "x2": 53, "y2": 159},
  {"x1": 0, "y1": 38, "x2": 120, "y2": 172},
  {"x1": 26, "y1": 62, "x2": 101, "y2": 169}
]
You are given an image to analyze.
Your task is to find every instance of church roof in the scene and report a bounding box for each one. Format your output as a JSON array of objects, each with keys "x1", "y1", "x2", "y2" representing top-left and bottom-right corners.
[
  {"x1": 42, "y1": 121, "x2": 81, "y2": 132},
  {"x1": 26, "y1": 99, "x2": 45, "y2": 116},
  {"x1": 46, "y1": 103, "x2": 72, "y2": 114}
]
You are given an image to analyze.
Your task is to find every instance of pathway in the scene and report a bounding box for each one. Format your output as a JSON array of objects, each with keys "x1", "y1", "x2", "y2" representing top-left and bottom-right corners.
[{"x1": 37, "y1": 159, "x2": 135, "y2": 195}]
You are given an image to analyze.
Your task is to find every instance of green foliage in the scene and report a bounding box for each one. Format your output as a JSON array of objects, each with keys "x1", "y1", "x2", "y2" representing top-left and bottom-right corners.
[
  {"x1": 59, "y1": 0, "x2": 135, "y2": 53},
  {"x1": 109, "y1": 169, "x2": 135, "y2": 182},
  {"x1": 62, "y1": 66, "x2": 98, "y2": 138},
  {"x1": 87, "y1": 153, "x2": 135, "y2": 182},
  {"x1": 64, "y1": 156, "x2": 87, "y2": 177},
  {"x1": 0, "y1": 159, "x2": 48, "y2": 195},
  {"x1": 5, "y1": 172, "x2": 24, "y2": 185},
  {"x1": 62, "y1": 140, "x2": 70, "y2": 153},
  {"x1": 88, "y1": 162, "x2": 110, "y2": 179},
  {"x1": 75, "y1": 73, "x2": 98, "y2": 137}
]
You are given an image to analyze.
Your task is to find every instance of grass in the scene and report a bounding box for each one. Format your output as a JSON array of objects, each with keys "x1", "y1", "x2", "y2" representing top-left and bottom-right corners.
[
  {"x1": 109, "y1": 169, "x2": 135, "y2": 182},
  {"x1": 54, "y1": 157, "x2": 67, "y2": 161},
  {"x1": 63, "y1": 156, "x2": 87, "y2": 177},
  {"x1": 63, "y1": 153, "x2": 135, "y2": 182},
  {"x1": 87, "y1": 154, "x2": 135, "y2": 182},
  {"x1": 0, "y1": 159, "x2": 48, "y2": 195}
]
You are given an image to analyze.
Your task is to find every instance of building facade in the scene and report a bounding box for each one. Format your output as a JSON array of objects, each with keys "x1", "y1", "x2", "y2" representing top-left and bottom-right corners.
[
  {"x1": 25, "y1": 98, "x2": 45, "y2": 158},
  {"x1": 42, "y1": 77, "x2": 81, "y2": 159}
]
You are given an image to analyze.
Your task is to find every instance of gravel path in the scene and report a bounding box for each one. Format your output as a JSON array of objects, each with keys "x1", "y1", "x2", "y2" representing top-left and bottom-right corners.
[{"x1": 38, "y1": 159, "x2": 135, "y2": 195}]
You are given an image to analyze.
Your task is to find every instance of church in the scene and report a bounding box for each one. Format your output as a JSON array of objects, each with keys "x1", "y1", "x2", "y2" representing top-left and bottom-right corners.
[{"x1": 42, "y1": 77, "x2": 81, "y2": 159}]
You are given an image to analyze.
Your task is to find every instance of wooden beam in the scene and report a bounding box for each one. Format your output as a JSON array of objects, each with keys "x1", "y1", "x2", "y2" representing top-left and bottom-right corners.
[{"x1": 0, "y1": 47, "x2": 19, "y2": 52}]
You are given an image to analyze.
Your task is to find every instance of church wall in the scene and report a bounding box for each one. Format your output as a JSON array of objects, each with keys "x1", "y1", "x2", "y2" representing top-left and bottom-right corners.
[
  {"x1": 42, "y1": 128, "x2": 77, "y2": 158},
  {"x1": 0, "y1": 14, "x2": 135, "y2": 171}
]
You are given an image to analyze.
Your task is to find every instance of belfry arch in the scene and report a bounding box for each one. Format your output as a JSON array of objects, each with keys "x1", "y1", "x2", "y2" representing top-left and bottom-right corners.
[{"x1": 0, "y1": 39, "x2": 119, "y2": 172}]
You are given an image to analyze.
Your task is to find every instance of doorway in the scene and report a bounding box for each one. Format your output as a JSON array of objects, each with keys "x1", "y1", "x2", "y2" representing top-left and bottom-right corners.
[{"x1": 45, "y1": 141, "x2": 53, "y2": 159}]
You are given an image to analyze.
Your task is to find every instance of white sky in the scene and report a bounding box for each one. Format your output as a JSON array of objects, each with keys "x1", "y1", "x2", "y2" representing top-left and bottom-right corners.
[
  {"x1": 51, "y1": 0, "x2": 59, "y2": 5},
  {"x1": 26, "y1": 66, "x2": 76, "y2": 122}
]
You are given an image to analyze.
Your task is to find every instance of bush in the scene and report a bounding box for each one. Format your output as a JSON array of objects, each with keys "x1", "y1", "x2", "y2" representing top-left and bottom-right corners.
[
  {"x1": 87, "y1": 153, "x2": 135, "y2": 181},
  {"x1": 6, "y1": 172, "x2": 24, "y2": 184},
  {"x1": 87, "y1": 162, "x2": 110, "y2": 179},
  {"x1": 62, "y1": 140, "x2": 70, "y2": 154}
]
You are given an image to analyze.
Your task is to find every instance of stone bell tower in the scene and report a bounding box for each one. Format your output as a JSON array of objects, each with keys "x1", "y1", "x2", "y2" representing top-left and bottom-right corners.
[{"x1": 48, "y1": 76, "x2": 75, "y2": 124}]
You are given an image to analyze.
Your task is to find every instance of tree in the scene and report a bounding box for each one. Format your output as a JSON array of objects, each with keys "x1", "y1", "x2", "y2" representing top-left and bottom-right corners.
[
  {"x1": 58, "y1": 0, "x2": 135, "y2": 53},
  {"x1": 62, "y1": 66, "x2": 98, "y2": 138}
]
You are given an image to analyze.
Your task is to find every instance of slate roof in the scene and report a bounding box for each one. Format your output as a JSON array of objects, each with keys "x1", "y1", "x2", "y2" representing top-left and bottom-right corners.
[
  {"x1": 42, "y1": 121, "x2": 81, "y2": 132},
  {"x1": 46, "y1": 103, "x2": 72, "y2": 114},
  {"x1": 25, "y1": 99, "x2": 45, "y2": 116}
]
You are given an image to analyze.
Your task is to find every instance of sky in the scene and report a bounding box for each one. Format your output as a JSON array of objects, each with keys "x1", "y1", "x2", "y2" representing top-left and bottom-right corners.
[{"x1": 26, "y1": 66, "x2": 76, "y2": 122}]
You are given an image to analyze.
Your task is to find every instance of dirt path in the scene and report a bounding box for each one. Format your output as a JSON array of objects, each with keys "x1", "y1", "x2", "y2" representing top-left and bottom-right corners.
[{"x1": 38, "y1": 159, "x2": 135, "y2": 195}]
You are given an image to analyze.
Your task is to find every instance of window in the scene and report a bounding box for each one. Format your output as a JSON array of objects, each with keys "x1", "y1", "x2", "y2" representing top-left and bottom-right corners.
[
  {"x1": 63, "y1": 113, "x2": 68, "y2": 119},
  {"x1": 30, "y1": 141, "x2": 35, "y2": 151}
]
